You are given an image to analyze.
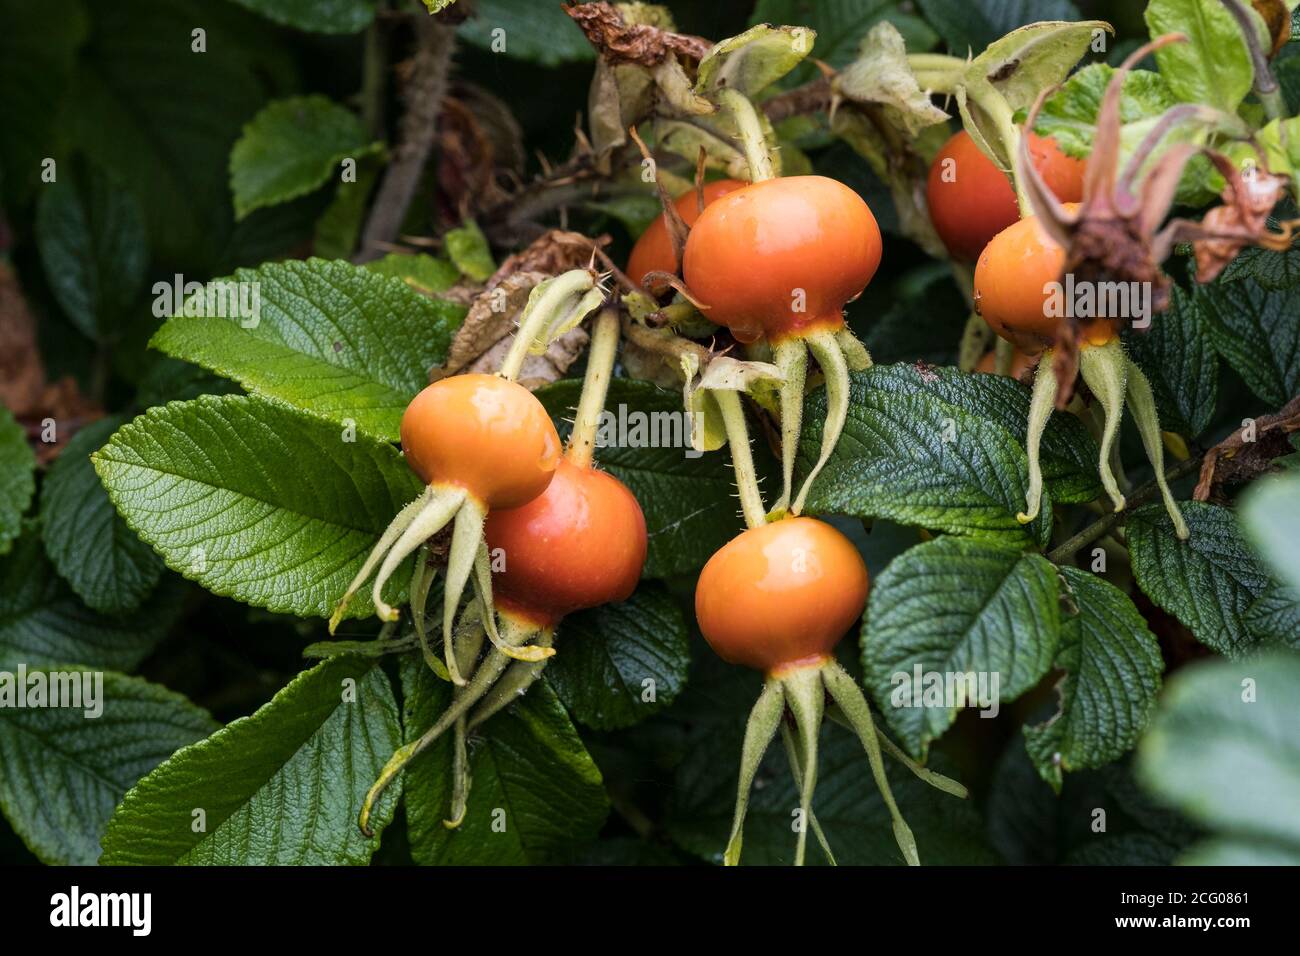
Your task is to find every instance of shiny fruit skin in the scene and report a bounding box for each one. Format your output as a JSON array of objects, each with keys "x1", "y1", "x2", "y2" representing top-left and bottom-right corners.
[
  {"x1": 626, "y1": 179, "x2": 746, "y2": 284},
  {"x1": 682, "y1": 176, "x2": 882, "y2": 344},
  {"x1": 485, "y1": 458, "x2": 647, "y2": 627},
  {"x1": 973, "y1": 209, "x2": 1116, "y2": 354},
  {"x1": 927, "y1": 130, "x2": 1085, "y2": 262},
  {"x1": 695, "y1": 517, "x2": 870, "y2": 674},
  {"x1": 400, "y1": 374, "x2": 561, "y2": 509}
]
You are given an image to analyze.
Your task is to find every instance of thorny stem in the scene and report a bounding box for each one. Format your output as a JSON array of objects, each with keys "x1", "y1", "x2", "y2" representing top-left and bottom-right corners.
[
  {"x1": 499, "y1": 269, "x2": 598, "y2": 382},
  {"x1": 718, "y1": 88, "x2": 775, "y2": 183},
  {"x1": 713, "y1": 389, "x2": 768, "y2": 529},
  {"x1": 355, "y1": 16, "x2": 454, "y2": 263},
  {"x1": 1045, "y1": 455, "x2": 1201, "y2": 563},
  {"x1": 567, "y1": 308, "x2": 620, "y2": 469},
  {"x1": 1219, "y1": 0, "x2": 1287, "y2": 121}
]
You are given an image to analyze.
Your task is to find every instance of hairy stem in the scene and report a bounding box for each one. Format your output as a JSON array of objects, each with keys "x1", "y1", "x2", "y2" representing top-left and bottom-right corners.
[
  {"x1": 1219, "y1": 0, "x2": 1286, "y2": 121},
  {"x1": 1045, "y1": 456, "x2": 1201, "y2": 563},
  {"x1": 712, "y1": 389, "x2": 769, "y2": 529},
  {"x1": 355, "y1": 16, "x2": 453, "y2": 263},
  {"x1": 567, "y1": 307, "x2": 620, "y2": 469}
]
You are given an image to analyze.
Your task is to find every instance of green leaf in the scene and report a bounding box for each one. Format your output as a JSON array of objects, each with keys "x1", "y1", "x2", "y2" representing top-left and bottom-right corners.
[
  {"x1": 457, "y1": 0, "x2": 593, "y2": 66},
  {"x1": 150, "y1": 258, "x2": 465, "y2": 441},
  {"x1": 1245, "y1": 584, "x2": 1300, "y2": 648},
  {"x1": 1127, "y1": 501, "x2": 1274, "y2": 656},
  {"x1": 1239, "y1": 469, "x2": 1300, "y2": 594},
  {"x1": 967, "y1": 19, "x2": 1108, "y2": 116},
  {"x1": 536, "y1": 378, "x2": 748, "y2": 578},
  {"x1": 1137, "y1": 652, "x2": 1300, "y2": 856},
  {"x1": 545, "y1": 583, "x2": 690, "y2": 730},
  {"x1": 753, "y1": 0, "x2": 938, "y2": 69},
  {"x1": 1219, "y1": 241, "x2": 1300, "y2": 291},
  {"x1": 1034, "y1": 64, "x2": 1175, "y2": 160},
  {"x1": 230, "y1": 96, "x2": 382, "y2": 220},
  {"x1": 667, "y1": 720, "x2": 996, "y2": 865},
  {"x1": 1123, "y1": 284, "x2": 1218, "y2": 438},
  {"x1": 93, "y1": 395, "x2": 424, "y2": 620},
  {"x1": 0, "y1": 529, "x2": 182, "y2": 672},
  {"x1": 363, "y1": 253, "x2": 459, "y2": 294},
  {"x1": 443, "y1": 220, "x2": 496, "y2": 282},
  {"x1": 695, "y1": 24, "x2": 816, "y2": 97},
  {"x1": 1023, "y1": 568, "x2": 1162, "y2": 791},
  {"x1": 915, "y1": 0, "x2": 1082, "y2": 54},
  {"x1": 64, "y1": 0, "x2": 296, "y2": 270},
  {"x1": 796, "y1": 366, "x2": 1053, "y2": 546},
  {"x1": 0, "y1": 0, "x2": 88, "y2": 209},
  {"x1": 40, "y1": 417, "x2": 163, "y2": 615},
  {"x1": 836, "y1": 21, "x2": 950, "y2": 137},
  {"x1": 226, "y1": 0, "x2": 375, "y2": 34},
  {"x1": 35, "y1": 161, "x2": 148, "y2": 342},
  {"x1": 101, "y1": 656, "x2": 401, "y2": 864},
  {"x1": 0, "y1": 668, "x2": 217, "y2": 865},
  {"x1": 1198, "y1": 276, "x2": 1300, "y2": 407},
  {"x1": 401, "y1": 656, "x2": 608, "y2": 865},
  {"x1": 0, "y1": 407, "x2": 36, "y2": 556},
  {"x1": 1145, "y1": 0, "x2": 1255, "y2": 113},
  {"x1": 857, "y1": 363, "x2": 1101, "y2": 503},
  {"x1": 863, "y1": 537, "x2": 1062, "y2": 758}
]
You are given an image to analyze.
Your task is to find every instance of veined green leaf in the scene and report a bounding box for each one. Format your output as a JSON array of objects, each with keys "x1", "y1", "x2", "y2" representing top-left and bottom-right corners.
[
  {"x1": 40, "y1": 417, "x2": 163, "y2": 614},
  {"x1": 1198, "y1": 278, "x2": 1300, "y2": 407},
  {"x1": 796, "y1": 366, "x2": 1053, "y2": 546},
  {"x1": 1145, "y1": 0, "x2": 1256, "y2": 114},
  {"x1": 230, "y1": 95, "x2": 383, "y2": 220},
  {"x1": 150, "y1": 258, "x2": 464, "y2": 441},
  {"x1": 863, "y1": 536, "x2": 1062, "y2": 758},
  {"x1": 402, "y1": 656, "x2": 608, "y2": 865},
  {"x1": 93, "y1": 394, "x2": 424, "y2": 620},
  {"x1": 0, "y1": 407, "x2": 36, "y2": 556},
  {"x1": 35, "y1": 161, "x2": 148, "y2": 342},
  {"x1": 546, "y1": 582, "x2": 690, "y2": 730},
  {"x1": 1124, "y1": 284, "x2": 1218, "y2": 438},
  {"x1": 0, "y1": 668, "x2": 217, "y2": 865},
  {"x1": 1024, "y1": 568, "x2": 1162, "y2": 791},
  {"x1": 227, "y1": 0, "x2": 376, "y2": 34},
  {"x1": 0, "y1": 529, "x2": 182, "y2": 672},
  {"x1": 1128, "y1": 501, "x2": 1274, "y2": 656},
  {"x1": 100, "y1": 656, "x2": 401, "y2": 864}
]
